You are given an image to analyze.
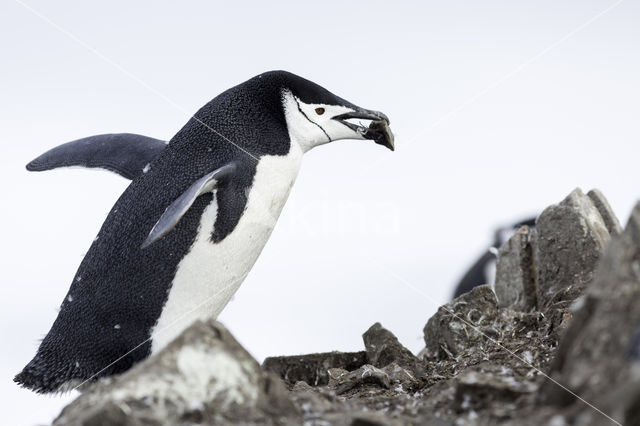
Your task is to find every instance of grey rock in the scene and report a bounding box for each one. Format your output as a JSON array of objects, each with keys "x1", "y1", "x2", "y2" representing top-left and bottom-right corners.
[
  {"x1": 382, "y1": 362, "x2": 420, "y2": 391},
  {"x1": 540, "y1": 202, "x2": 640, "y2": 426},
  {"x1": 363, "y1": 322, "x2": 423, "y2": 378},
  {"x1": 291, "y1": 380, "x2": 314, "y2": 392},
  {"x1": 454, "y1": 368, "x2": 537, "y2": 411},
  {"x1": 587, "y1": 189, "x2": 622, "y2": 235},
  {"x1": 334, "y1": 364, "x2": 391, "y2": 395},
  {"x1": 262, "y1": 350, "x2": 366, "y2": 387},
  {"x1": 494, "y1": 225, "x2": 537, "y2": 311},
  {"x1": 327, "y1": 367, "x2": 350, "y2": 386},
  {"x1": 535, "y1": 188, "x2": 613, "y2": 310},
  {"x1": 79, "y1": 402, "x2": 140, "y2": 426},
  {"x1": 54, "y1": 319, "x2": 298, "y2": 426},
  {"x1": 290, "y1": 383, "x2": 336, "y2": 418},
  {"x1": 423, "y1": 284, "x2": 499, "y2": 359},
  {"x1": 51, "y1": 189, "x2": 638, "y2": 426},
  {"x1": 627, "y1": 324, "x2": 640, "y2": 360}
]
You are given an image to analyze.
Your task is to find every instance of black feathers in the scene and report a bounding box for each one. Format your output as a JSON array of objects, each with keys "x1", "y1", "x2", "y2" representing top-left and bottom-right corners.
[{"x1": 26, "y1": 133, "x2": 166, "y2": 180}]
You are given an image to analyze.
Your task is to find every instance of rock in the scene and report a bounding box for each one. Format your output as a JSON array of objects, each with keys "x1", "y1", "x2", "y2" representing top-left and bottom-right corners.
[
  {"x1": 454, "y1": 367, "x2": 537, "y2": 411},
  {"x1": 54, "y1": 319, "x2": 298, "y2": 425},
  {"x1": 382, "y1": 362, "x2": 420, "y2": 391},
  {"x1": 494, "y1": 225, "x2": 537, "y2": 311},
  {"x1": 333, "y1": 364, "x2": 391, "y2": 395},
  {"x1": 627, "y1": 324, "x2": 640, "y2": 360},
  {"x1": 327, "y1": 367, "x2": 350, "y2": 386},
  {"x1": 262, "y1": 351, "x2": 366, "y2": 387},
  {"x1": 291, "y1": 380, "x2": 314, "y2": 392},
  {"x1": 540, "y1": 202, "x2": 640, "y2": 426},
  {"x1": 79, "y1": 402, "x2": 134, "y2": 426},
  {"x1": 423, "y1": 284, "x2": 499, "y2": 359},
  {"x1": 334, "y1": 361, "x2": 420, "y2": 394},
  {"x1": 587, "y1": 189, "x2": 622, "y2": 235},
  {"x1": 534, "y1": 188, "x2": 613, "y2": 310},
  {"x1": 50, "y1": 189, "x2": 639, "y2": 426},
  {"x1": 363, "y1": 322, "x2": 423, "y2": 378}
]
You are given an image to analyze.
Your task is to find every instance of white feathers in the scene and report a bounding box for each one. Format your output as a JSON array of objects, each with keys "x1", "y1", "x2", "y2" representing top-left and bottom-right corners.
[
  {"x1": 147, "y1": 88, "x2": 366, "y2": 352},
  {"x1": 149, "y1": 142, "x2": 303, "y2": 353},
  {"x1": 281, "y1": 90, "x2": 364, "y2": 152}
]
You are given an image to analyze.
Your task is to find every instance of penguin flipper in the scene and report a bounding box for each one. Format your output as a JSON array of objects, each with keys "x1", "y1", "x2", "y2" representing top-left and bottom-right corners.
[
  {"x1": 141, "y1": 162, "x2": 238, "y2": 248},
  {"x1": 26, "y1": 133, "x2": 167, "y2": 180}
]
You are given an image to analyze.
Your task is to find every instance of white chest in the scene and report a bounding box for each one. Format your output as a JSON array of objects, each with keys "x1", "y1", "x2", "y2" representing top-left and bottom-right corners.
[{"x1": 150, "y1": 144, "x2": 303, "y2": 352}]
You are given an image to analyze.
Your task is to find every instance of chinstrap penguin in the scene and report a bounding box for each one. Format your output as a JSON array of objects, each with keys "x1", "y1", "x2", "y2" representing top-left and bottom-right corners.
[{"x1": 16, "y1": 70, "x2": 394, "y2": 393}]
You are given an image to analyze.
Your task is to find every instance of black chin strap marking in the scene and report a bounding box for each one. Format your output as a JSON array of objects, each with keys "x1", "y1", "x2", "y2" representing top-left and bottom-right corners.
[{"x1": 294, "y1": 97, "x2": 331, "y2": 143}]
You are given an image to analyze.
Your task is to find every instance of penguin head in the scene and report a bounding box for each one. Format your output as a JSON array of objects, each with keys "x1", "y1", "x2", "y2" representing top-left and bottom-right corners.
[{"x1": 264, "y1": 71, "x2": 394, "y2": 153}]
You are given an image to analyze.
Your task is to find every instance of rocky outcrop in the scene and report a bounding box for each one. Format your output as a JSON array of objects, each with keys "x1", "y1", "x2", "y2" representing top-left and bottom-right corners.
[
  {"x1": 54, "y1": 320, "x2": 298, "y2": 425},
  {"x1": 535, "y1": 189, "x2": 620, "y2": 311},
  {"x1": 262, "y1": 351, "x2": 366, "y2": 387},
  {"x1": 363, "y1": 322, "x2": 424, "y2": 380},
  {"x1": 494, "y1": 225, "x2": 536, "y2": 311},
  {"x1": 53, "y1": 188, "x2": 640, "y2": 426},
  {"x1": 422, "y1": 284, "x2": 500, "y2": 360},
  {"x1": 539, "y1": 201, "x2": 640, "y2": 425}
]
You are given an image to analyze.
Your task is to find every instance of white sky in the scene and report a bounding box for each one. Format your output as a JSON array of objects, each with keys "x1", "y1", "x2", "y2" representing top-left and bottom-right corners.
[{"x1": 1, "y1": 1, "x2": 639, "y2": 424}]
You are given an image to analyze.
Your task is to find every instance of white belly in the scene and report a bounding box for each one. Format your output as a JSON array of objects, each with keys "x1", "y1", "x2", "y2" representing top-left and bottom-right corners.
[{"x1": 150, "y1": 144, "x2": 303, "y2": 353}]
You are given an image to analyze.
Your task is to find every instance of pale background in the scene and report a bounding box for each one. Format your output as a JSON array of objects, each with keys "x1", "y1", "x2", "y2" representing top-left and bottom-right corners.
[{"x1": 1, "y1": 1, "x2": 639, "y2": 424}]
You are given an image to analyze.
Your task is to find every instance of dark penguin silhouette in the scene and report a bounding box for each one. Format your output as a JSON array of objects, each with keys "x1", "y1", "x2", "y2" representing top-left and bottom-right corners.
[
  {"x1": 16, "y1": 71, "x2": 394, "y2": 393},
  {"x1": 452, "y1": 217, "x2": 536, "y2": 298}
]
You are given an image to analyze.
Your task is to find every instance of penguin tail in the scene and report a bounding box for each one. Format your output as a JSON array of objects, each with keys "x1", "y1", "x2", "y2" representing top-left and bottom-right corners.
[{"x1": 14, "y1": 355, "x2": 80, "y2": 394}]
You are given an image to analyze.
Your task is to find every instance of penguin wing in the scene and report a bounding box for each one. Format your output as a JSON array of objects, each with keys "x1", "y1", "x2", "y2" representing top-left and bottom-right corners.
[
  {"x1": 141, "y1": 162, "x2": 238, "y2": 248},
  {"x1": 26, "y1": 133, "x2": 167, "y2": 180}
]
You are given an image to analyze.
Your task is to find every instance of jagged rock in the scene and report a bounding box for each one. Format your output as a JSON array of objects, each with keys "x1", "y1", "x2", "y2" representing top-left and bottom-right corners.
[
  {"x1": 494, "y1": 225, "x2": 537, "y2": 311},
  {"x1": 587, "y1": 189, "x2": 622, "y2": 236},
  {"x1": 333, "y1": 364, "x2": 391, "y2": 395},
  {"x1": 423, "y1": 284, "x2": 499, "y2": 359},
  {"x1": 454, "y1": 367, "x2": 537, "y2": 412},
  {"x1": 331, "y1": 361, "x2": 419, "y2": 394},
  {"x1": 540, "y1": 202, "x2": 640, "y2": 425},
  {"x1": 54, "y1": 320, "x2": 298, "y2": 426},
  {"x1": 262, "y1": 351, "x2": 366, "y2": 387},
  {"x1": 49, "y1": 189, "x2": 638, "y2": 426},
  {"x1": 382, "y1": 362, "x2": 420, "y2": 391},
  {"x1": 363, "y1": 322, "x2": 423, "y2": 378},
  {"x1": 327, "y1": 368, "x2": 349, "y2": 386},
  {"x1": 535, "y1": 188, "x2": 613, "y2": 311}
]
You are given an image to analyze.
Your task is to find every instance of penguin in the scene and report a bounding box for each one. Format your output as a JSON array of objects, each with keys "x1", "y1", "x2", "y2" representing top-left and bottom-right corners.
[
  {"x1": 452, "y1": 217, "x2": 536, "y2": 298},
  {"x1": 15, "y1": 70, "x2": 394, "y2": 393}
]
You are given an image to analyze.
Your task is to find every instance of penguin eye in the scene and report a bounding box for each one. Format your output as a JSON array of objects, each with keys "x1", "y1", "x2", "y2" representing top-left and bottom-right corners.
[{"x1": 315, "y1": 107, "x2": 325, "y2": 115}]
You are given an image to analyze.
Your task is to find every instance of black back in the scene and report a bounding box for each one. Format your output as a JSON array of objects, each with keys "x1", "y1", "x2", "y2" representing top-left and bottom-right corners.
[{"x1": 16, "y1": 71, "x2": 348, "y2": 392}]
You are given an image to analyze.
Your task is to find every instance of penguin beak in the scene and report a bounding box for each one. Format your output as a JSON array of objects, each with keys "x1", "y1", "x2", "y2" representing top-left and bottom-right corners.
[{"x1": 334, "y1": 108, "x2": 395, "y2": 151}]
